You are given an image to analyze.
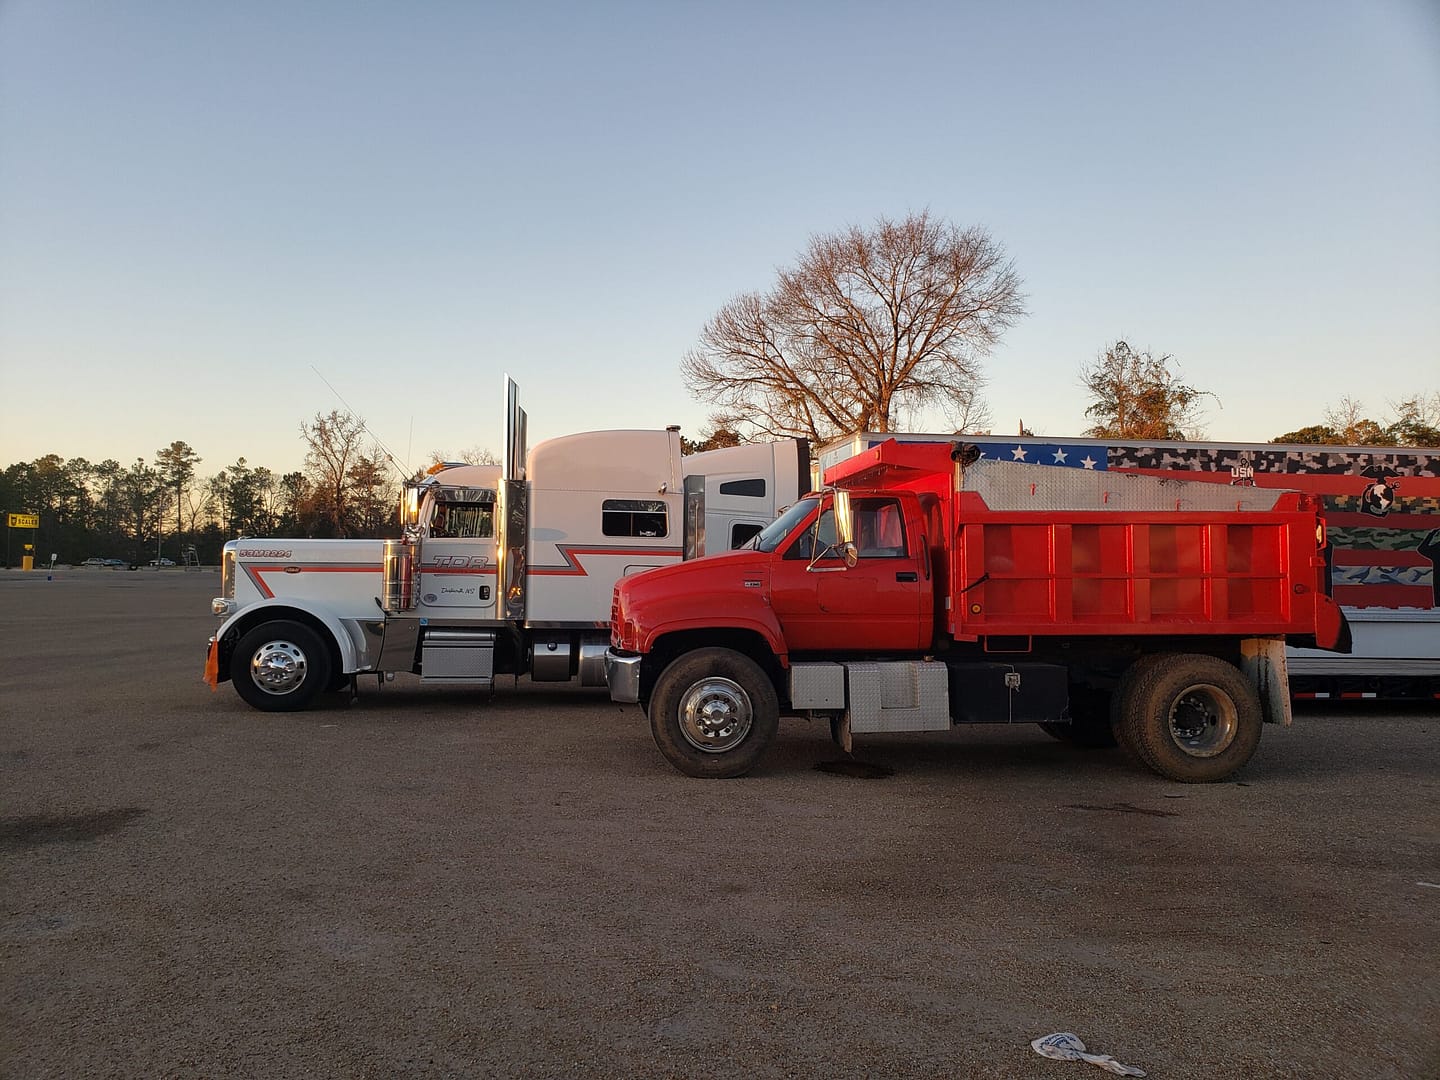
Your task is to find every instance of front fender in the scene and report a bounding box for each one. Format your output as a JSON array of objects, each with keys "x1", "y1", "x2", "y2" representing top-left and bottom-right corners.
[
  {"x1": 213, "y1": 599, "x2": 365, "y2": 676},
  {"x1": 641, "y1": 610, "x2": 788, "y2": 662}
]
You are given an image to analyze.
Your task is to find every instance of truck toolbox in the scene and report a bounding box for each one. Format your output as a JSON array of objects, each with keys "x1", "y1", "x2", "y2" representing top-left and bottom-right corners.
[
  {"x1": 420, "y1": 629, "x2": 496, "y2": 682},
  {"x1": 947, "y1": 662, "x2": 1068, "y2": 725}
]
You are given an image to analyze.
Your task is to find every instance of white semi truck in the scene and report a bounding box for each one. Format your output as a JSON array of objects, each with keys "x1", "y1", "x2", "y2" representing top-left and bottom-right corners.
[{"x1": 205, "y1": 380, "x2": 808, "y2": 710}]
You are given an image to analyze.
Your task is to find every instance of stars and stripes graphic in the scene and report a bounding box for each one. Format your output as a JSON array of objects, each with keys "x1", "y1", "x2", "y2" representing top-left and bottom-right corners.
[{"x1": 969, "y1": 440, "x2": 1108, "y2": 471}]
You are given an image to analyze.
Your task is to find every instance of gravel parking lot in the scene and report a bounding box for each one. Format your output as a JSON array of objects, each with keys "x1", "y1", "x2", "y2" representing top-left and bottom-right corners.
[{"x1": 2, "y1": 570, "x2": 1436, "y2": 1079}]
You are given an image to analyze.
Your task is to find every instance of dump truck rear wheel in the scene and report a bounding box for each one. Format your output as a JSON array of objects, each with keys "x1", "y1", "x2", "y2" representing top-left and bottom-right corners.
[
  {"x1": 1112, "y1": 655, "x2": 1171, "y2": 767},
  {"x1": 1124, "y1": 655, "x2": 1262, "y2": 783},
  {"x1": 649, "y1": 648, "x2": 778, "y2": 778}
]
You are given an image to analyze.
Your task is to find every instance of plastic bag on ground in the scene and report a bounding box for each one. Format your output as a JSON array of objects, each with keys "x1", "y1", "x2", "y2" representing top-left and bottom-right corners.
[{"x1": 1031, "y1": 1032, "x2": 1146, "y2": 1077}]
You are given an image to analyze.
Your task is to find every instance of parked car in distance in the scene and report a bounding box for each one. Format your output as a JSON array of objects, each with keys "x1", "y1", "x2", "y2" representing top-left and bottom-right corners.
[
  {"x1": 82, "y1": 557, "x2": 131, "y2": 569},
  {"x1": 149, "y1": 558, "x2": 176, "y2": 567},
  {"x1": 81, "y1": 557, "x2": 106, "y2": 567}
]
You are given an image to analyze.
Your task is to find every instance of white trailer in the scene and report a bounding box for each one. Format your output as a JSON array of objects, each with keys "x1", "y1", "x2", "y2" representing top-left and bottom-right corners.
[
  {"x1": 206, "y1": 380, "x2": 808, "y2": 710},
  {"x1": 820, "y1": 431, "x2": 1440, "y2": 701}
]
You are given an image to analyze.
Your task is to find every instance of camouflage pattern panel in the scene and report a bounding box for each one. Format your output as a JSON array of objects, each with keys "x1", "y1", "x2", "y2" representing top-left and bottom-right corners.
[
  {"x1": 1101, "y1": 442, "x2": 1439, "y2": 611},
  {"x1": 901, "y1": 436, "x2": 1439, "y2": 610}
]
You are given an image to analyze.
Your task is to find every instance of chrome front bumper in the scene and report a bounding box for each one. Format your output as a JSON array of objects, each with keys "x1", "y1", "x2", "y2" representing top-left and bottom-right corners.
[{"x1": 603, "y1": 649, "x2": 642, "y2": 703}]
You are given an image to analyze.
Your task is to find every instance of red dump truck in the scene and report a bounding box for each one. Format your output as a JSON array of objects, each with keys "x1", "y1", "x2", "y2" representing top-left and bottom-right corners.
[{"x1": 604, "y1": 439, "x2": 1352, "y2": 782}]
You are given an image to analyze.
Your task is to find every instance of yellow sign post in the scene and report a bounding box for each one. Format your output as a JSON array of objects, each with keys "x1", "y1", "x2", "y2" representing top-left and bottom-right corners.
[{"x1": 6, "y1": 512, "x2": 39, "y2": 569}]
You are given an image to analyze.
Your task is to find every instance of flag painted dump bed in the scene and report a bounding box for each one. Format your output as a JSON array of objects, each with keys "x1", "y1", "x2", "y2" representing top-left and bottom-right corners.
[
  {"x1": 827, "y1": 441, "x2": 1344, "y2": 645},
  {"x1": 820, "y1": 431, "x2": 1440, "y2": 612}
]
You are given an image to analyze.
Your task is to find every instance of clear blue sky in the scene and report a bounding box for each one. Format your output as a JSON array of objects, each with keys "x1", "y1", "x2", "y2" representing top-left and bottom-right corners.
[{"x1": 2, "y1": 0, "x2": 1437, "y2": 477}]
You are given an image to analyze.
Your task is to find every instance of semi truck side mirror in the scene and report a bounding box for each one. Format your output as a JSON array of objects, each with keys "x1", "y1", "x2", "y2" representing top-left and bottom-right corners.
[{"x1": 399, "y1": 483, "x2": 423, "y2": 528}]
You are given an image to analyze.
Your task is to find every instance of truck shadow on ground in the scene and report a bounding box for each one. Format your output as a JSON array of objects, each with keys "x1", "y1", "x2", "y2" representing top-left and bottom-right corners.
[
  {"x1": 761, "y1": 711, "x2": 1436, "y2": 785},
  {"x1": 763, "y1": 724, "x2": 1149, "y2": 783},
  {"x1": 252, "y1": 681, "x2": 616, "y2": 714}
]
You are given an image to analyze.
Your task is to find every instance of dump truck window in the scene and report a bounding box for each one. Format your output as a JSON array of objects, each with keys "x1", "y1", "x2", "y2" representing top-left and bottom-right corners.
[
  {"x1": 854, "y1": 498, "x2": 906, "y2": 557},
  {"x1": 785, "y1": 508, "x2": 840, "y2": 560}
]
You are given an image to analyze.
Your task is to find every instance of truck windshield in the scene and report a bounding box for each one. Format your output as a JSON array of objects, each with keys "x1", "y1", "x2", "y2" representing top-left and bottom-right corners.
[{"x1": 749, "y1": 497, "x2": 820, "y2": 553}]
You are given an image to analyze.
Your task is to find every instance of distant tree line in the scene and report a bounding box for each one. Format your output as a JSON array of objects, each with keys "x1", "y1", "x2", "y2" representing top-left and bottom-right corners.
[
  {"x1": 1269, "y1": 393, "x2": 1440, "y2": 447},
  {"x1": 0, "y1": 411, "x2": 413, "y2": 567},
  {"x1": 7, "y1": 375, "x2": 1436, "y2": 568}
]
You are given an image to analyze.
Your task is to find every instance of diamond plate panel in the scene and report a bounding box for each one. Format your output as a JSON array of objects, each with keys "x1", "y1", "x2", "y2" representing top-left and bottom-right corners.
[
  {"x1": 790, "y1": 662, "x2": 846, "y2": 709},
  {"x1": 846, "y1": 660, "x2": 951, "y2": 733},
  {"x1": 963, "y1": 459, "x2": 1285, "y2": 513}
]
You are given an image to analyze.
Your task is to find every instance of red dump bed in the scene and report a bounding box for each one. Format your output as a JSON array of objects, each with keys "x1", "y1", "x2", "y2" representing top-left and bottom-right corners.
[{"x1": 826, "y1": 439, "x2": 1345, "y2": 646}]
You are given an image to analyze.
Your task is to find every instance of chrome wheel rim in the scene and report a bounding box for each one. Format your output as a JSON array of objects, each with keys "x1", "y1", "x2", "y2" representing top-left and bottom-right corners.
[
  {"x1": 248, "y1": 640, "x2": 309, "y2": 696},
  {"x1": 678, "y1": 677, "x2": 753, "y2": 753},
  {"x1": 1167, "y1": 683, "x2": 1237, "y2": 757}
]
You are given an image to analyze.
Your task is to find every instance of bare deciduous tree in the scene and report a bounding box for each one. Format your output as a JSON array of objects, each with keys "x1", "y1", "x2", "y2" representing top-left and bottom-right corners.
[
  {"x1": 1080, "y1": 341, "x2": 1214, "y2": 440},
  {"x1": 1275, "y1": 393, "x2": 1440, "y2": 446},
  {"x1": 347, "y1": 448, "x2": 399, "y2": 535},
  {"x1": 682, "y1": 211, "x2": 1022, "y2": 444},
  {"x1": 301, "y1": 411, "x2": 370, "y2": 537},
  {"x1": 1385, "y1": 392, "x2": 1440, "y2": 447},
  {"x1": 426, "y1": 446, "x2": 500, "y2": 469},
  {"x1": 1321, "y1": 397, "x2": 1387, "y2": 445}
]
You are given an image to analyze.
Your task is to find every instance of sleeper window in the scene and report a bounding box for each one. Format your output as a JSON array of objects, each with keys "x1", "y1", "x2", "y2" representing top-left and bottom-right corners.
[{"x1": 603, "y1": 499, "x2": 668, "y2": 538}]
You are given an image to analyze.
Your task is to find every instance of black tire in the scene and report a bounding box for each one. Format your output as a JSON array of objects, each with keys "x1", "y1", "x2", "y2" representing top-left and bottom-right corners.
[
  {"x1": 649, "y1": 648, "x2": 779, "y2": 778},
  {"x1": 232, "y1": 620, "x2": 333, "y2": 713},
  {"x1": 1112, "y1": 655, "x2": 1171, "y2": 767},
  {"x1": 1122, "y1": 654, "x2": 1262, "y2": 783}
]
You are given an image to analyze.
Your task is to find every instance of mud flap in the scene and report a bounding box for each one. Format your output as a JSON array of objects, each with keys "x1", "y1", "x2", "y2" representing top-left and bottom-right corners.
[
  {"x1": 1241, "y1": 636, "x2": 1291, "y2": 726},
  {"x1": 204, "y1": 638, "x2": 220, "y2": 691}
]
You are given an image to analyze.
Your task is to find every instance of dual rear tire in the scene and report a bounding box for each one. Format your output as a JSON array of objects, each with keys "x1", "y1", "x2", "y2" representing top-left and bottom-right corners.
[{"x1": 1113, "y1": 654, "x2": 1263, "y2": 783}]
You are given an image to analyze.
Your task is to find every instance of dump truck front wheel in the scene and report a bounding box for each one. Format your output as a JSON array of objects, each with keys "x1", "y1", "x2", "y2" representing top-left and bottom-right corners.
[{"x1": 649, "y1": 648, "x2": 778, "y2": 778}]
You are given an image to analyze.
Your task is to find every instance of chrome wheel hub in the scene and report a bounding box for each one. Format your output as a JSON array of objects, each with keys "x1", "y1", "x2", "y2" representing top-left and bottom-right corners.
[
  {"x1": 678, "y1": 677, "x2": 753, "y2": 753},
  {"x1": 1167, "y1": 683, "x2": 1237, "y2": 757},
  {"x1": 249, "y1": 640, "x2": 309, "y2": 696}
]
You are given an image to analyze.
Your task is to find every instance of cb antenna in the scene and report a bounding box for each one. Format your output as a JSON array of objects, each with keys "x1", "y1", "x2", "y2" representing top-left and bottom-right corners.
[{"x1": 311, "y1": 366, "x2": 412, "y2": 479}]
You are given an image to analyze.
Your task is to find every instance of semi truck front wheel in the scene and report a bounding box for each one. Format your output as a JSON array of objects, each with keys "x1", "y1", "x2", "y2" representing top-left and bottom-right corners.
[
  {"x1": 649, "y1": 648, "x2": 778, "y2": 778},
  {"x1": 232, "y1": 619, "x2": 332, "y2": 712},
  {"x1": 1119, "y1": 654, "x2": 1262, "y2": 783}
]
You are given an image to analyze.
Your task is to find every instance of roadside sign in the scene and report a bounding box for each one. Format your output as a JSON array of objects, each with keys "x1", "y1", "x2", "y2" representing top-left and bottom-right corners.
[{"x1": 7, "y1": 513, "x2": 39, "y2": 529}]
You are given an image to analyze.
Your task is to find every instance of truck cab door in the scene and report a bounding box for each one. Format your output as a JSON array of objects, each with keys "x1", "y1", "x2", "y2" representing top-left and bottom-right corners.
[
  {"x1": 769, "y1": 495, "x2": 930, "y2": 652},
  {"x1": 417, "y1": 500, "x2": 499, "y2": 615}
]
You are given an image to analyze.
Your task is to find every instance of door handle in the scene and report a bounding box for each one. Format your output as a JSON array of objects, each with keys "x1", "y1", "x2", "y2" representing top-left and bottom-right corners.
[{"x1": 896, "y1": 571, "x2": 918, "y2": 582}]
